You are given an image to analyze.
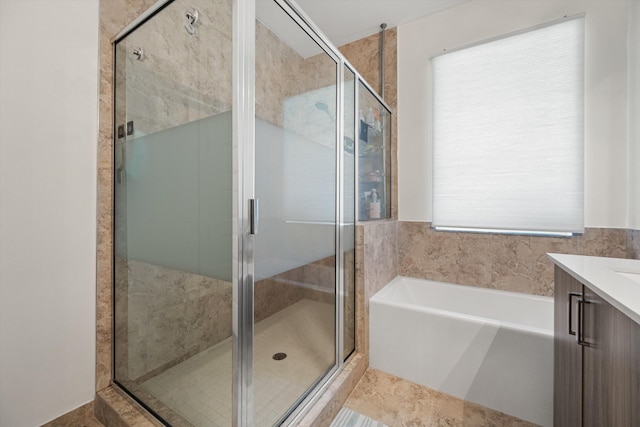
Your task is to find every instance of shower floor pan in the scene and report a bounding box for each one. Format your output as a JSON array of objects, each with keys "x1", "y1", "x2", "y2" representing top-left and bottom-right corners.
[{"x1": 141, "y1": 298, "x2": 334, "y2": 427}]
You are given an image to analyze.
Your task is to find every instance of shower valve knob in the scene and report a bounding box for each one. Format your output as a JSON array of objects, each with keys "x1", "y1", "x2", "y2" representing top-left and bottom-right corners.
[
  {"x1": 185, "y1": 9, "x2": 199, "y2": 35},
  {"x1": 133, "y1": 48, "x2": 144, "y2": 60}
]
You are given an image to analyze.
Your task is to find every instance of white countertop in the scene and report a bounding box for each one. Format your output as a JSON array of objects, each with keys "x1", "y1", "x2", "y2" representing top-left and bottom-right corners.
[{"x1": 548, "y1": 253, "x2": 640, "y2": 326}]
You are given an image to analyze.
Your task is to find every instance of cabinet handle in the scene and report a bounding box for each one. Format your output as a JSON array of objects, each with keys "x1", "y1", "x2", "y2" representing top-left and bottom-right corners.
[
  {"x1": 568, "y1": 292, "x2": 581, "y2": 336},
  {"x1": 577, "y1": 298, "x2": 590, "y2": 347}
]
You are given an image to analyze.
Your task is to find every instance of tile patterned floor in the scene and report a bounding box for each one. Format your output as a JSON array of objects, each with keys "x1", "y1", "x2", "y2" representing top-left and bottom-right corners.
[
  {"x1": 141, "y1": 299, "x2": 335, "y2": 427},
  {"x1": 343, "y1": 369, "x2": 540, "y2": 427}
]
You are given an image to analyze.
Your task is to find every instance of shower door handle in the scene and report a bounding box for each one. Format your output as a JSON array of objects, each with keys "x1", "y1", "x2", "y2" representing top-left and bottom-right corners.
[{"x1": 249, "y1": 198, "x2": 259, "y2": 235}]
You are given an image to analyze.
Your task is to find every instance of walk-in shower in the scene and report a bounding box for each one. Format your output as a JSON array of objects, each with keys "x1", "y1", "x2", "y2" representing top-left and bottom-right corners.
[{"x1": 112, "y1": 0, "x2": 390, "y2": 425}]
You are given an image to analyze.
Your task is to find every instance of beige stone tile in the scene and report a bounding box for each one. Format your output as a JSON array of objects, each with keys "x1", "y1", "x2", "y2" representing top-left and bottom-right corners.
[
  {"x1": 362, "y1": 219, "x2": 398, "y2": 243},
  {"x1": 484, "y1": 411, "x2": 540, "y2": 427},
  {"x1": 627, "y1": 229, "x2": 640, "y2": 259},
  {"x1": 95, "y1": 386, "x2": 162, "y2": 427},
  {"x1": 396, "y1": 222, "x2": 629, "y2": 297},
  {"x1": 577, "y1": 227, "x2": 627, "y2": 257},
  {"x1": 42, "y1": 402, "x2": 104, "y2": 427},
  {"x1": 346, "y1": 369, "x2": 540, "y2": 427},
  {"x1": 364, "y1": 240, "x2": 397, "y2": 297},
  {"x1": 345, "y1": 369, "x2": 407, "y2": 425},
  {"x1": 298, "y1": 353, "x2": 367, "y2": 427}
]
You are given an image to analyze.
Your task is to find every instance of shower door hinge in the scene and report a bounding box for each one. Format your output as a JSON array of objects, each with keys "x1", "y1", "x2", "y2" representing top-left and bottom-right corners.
[{"x1": 249, "y1": 199, "x2": 259, "y2": 235}]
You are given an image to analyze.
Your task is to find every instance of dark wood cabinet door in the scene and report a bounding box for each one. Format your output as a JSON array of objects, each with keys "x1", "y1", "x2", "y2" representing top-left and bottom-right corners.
[
  {"x1": 583, "y1": 287, "x2": 640, "y2": 427},
  {"x1": 554, "y1": 268, "x2": 583, "y2": 427},
  {"x1": 581, "y1": 287, "x2": 612, "y2": 426}
]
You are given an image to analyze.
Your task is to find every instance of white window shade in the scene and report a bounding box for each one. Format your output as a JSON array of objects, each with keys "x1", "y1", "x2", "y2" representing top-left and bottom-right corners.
[{"x1": 432, "y1": 17, "x2": 584, "y2": 234}]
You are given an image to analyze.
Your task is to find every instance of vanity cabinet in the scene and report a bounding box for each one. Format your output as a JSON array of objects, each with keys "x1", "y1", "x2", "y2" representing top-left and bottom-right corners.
[{"x1": 554, "y1": 267, "x2": 640, "y2": 427}]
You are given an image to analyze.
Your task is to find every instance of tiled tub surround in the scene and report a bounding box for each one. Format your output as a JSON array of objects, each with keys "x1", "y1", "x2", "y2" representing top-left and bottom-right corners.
[
  {"x1": 398, "y1": 222, "x2": 629, "y2": 296},
  {"x1": 355, "y1": 220, "x2": 399, "y2": 359}
]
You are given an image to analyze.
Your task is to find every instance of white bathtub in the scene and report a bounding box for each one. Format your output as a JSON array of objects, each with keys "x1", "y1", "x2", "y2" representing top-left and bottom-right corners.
[{"x1": 370, "y1": 276, "x2": 553, "y2": 427}]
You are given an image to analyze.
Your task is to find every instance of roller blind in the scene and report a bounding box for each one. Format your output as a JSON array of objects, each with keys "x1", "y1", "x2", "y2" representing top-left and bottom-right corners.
[{"x1": 432, "y1": 17, "x2": 584, "y2": 235}]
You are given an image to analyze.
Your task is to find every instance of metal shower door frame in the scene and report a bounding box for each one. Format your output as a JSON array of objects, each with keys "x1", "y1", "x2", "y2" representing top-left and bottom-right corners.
[
  {"x1": 111, "y1": 0, "x2": 392, "y2": 423},
  {"x1": 232, "y1": 0, "x2": 254, "y2": 424}
]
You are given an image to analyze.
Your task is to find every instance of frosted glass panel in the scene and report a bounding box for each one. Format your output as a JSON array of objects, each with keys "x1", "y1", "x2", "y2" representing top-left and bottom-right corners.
[
  {"x1": 254, "y1": 117, "x2": 335, "y2": 280},
  {"x1": 122, "y1": 112, "x2": 232, "y2": 281},
  {"x1": 432, "y1": 17, "x2": 584, "y2": 233}
]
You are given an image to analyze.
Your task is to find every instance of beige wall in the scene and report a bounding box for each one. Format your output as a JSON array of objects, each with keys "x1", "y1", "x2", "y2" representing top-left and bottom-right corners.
[{"x1": 630, "y1": 1, "x2": 640, "y2": 230}]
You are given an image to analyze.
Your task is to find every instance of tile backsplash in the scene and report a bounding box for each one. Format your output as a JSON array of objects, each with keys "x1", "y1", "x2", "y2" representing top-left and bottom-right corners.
[{"x1": 627, "y1": 229, "x2": 640, "y2": 259}]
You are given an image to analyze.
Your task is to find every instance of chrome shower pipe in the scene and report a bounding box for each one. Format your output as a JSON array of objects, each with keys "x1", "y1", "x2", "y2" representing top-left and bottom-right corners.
[{"x1": 380, "y1": 23, "x2": 387, "y2": 100}]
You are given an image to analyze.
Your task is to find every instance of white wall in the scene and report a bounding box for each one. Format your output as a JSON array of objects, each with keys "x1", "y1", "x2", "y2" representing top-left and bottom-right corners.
[
  {"x1": 0, "y1": 1, "x2": 99, "y2": 426},
  {"x1": 398, "y1": 0, "x2": 631, "y2": 228},
  {"x1": 630, "y1": 0, "x2": 640, "y2": 230}
]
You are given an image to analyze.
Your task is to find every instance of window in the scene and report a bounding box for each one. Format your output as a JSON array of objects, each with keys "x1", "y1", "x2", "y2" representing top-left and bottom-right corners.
[{"x1": 432, "y1": 16, "x2": 584, "y2": 236}]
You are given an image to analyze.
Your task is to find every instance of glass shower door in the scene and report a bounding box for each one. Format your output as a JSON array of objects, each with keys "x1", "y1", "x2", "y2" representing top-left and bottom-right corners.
[
  {"x1": 253, "y1": 1, "x2": 338, "y2": 424},
  {"x1": 113, "y1": 0, "x2": 235, "y2": 425},
  {"x1": 113, "y1": 0, "x2": 357, "y2": 424}
]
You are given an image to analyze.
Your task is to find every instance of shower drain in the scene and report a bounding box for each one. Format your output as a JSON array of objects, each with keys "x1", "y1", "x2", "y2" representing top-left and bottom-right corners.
[{"x1": 272, "y1": 352, "x2": 287, "y2": 361}]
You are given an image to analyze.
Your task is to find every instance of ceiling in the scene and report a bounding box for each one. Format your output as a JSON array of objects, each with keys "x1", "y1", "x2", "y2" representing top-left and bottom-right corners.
[
  {"x1": 257, "y1": 0, "x2": 467, "y2": 58},
  {"x1": 296, "y1": 0, "x2": 466, "y2": 47}
]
